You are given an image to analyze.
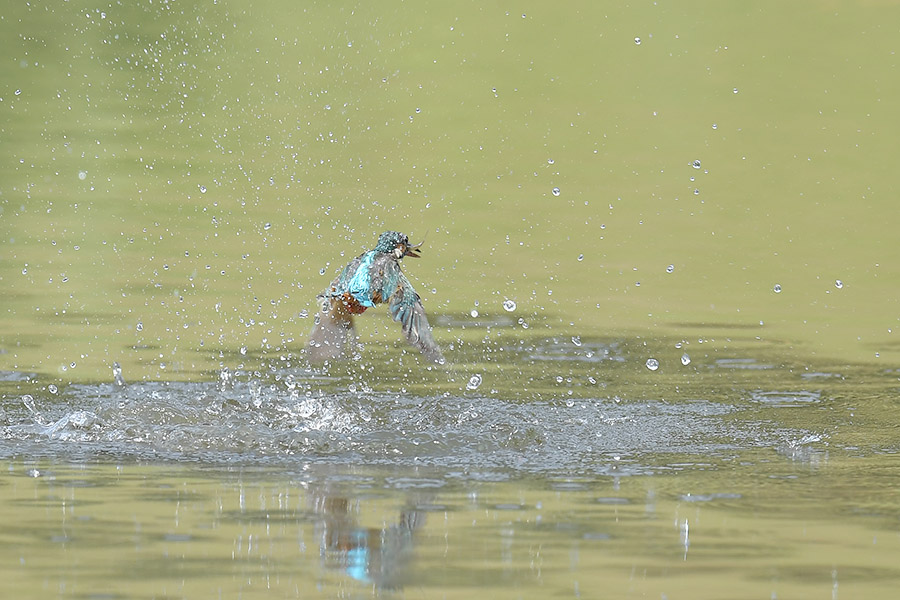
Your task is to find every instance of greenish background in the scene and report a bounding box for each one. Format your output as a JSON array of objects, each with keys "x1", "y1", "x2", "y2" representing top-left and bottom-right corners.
[{"x1": 2, "y1": 1, "x2": 899, "y2": 381}]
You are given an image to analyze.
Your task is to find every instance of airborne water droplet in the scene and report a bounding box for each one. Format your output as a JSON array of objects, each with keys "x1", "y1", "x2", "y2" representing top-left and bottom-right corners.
[
  {"x1": 577, "y1": 254, "x2": 584, "y2": 262},
  {"x1": 666, "y1": 264, "x2": 675, "y2": 273},
  {"x1": 681, "y1": 353, "x2": 691, "y2": 366},
  {"x1": 634, "y1": 37, "x2": 641, "y2": 45},
  {"x1": 834, "y1": 279, "x2": 843, "y2": 289},
  {"x1": 773, "y1": 284, "x2": 782, "y2": 293},
  {"x1": 470, "y1": 309, "x2": 479, "y2": 318},
  {"x1": 645, "y1": 358, "x2": 660, "y2": 371},
  {"x1": 502, "y1": 299, "x2": 517, "y2": 312},
  {"x1": 692, "y1": 160, "x2": 701, "y2": 169},
  {"x1": 551, "y1": 187, "x2": 561, "y2": 197},
  {"x1": 466, "y1": 374, "x2": 483, "y2": 391}
]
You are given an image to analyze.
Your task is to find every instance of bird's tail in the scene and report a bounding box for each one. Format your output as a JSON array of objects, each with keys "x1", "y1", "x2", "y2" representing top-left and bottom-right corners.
[{"x1": 306, "y1": 297, "x2": 357, "y2": 361}]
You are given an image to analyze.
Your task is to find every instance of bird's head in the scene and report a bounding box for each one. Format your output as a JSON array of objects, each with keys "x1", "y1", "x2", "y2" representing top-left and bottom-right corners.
[{"x1": 375, "y1": 231, "x2": 424, "y2": 259}]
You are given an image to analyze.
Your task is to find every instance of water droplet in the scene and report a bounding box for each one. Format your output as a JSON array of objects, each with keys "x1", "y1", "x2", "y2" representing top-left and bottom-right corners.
[
  {"x1": 645, "y1": 358, "x2": 659, "y2": 371},
  {"x1": 548, "y1": 158, "x2": 555, "y2": 165},
  {"x1": 48, "y1": 384, "x2": 59, "y2": 394},
  {"x1": 240, "y1": 346, "x2": 248, "y2": 355},
  {"x1": 712, "y1": 123, "x2": 718, "y2": 129},
  {"x1": 136, "y1": 321, "x2": 143, "y2": 332},
  {"x1": 112, "y1": 362, "x2": 126, "y2": 387},
  {"x1": 14, "y1": 89, "x2": 22, "y2": 96},
  {"x1": 681, "y1": 353, "x2": 691, "y2": 366},
  {"x1": 502, "y1": 299, "x2": 517, "y2": 312},
  {"x1": 733, "y1": 87, "x2": 739, "y2": 94},
  {"x1": 264, "y1": 222, "x2": 272, "y2": 230},
  {"x1": 199, "y1": 185, "x2": 207, "y2": 193},
  {"x1": 693, "y1": 189, "x2": 700, "y2": 195},
  {"x1": 217, "y1": 367, "x2": 233, "y2": 391},
  {"x1": 470, "y1": 309, "x2": 479, "y2": 318},
  {"x1": 634, "y1": 37, "x2": 641, "y2": 45},
  {"x1": 577, "y1": 254, "x2": 584, "y2": 262},
  {"x1": 692, "y1": 160, "x2": 701, "y2": 169},
  {"x1": 572, "y1": 336, "x2": 582, "y2": 347},
  {"x1": 466, "y1": 374, "x2": 483, "y2": 391},
  {"x1": 319, "y1": 268, "x2": 327, "y2": 275},
  {"x1": 551, "y1": 187, "x2": 561, "y2": 197},
  {"x1": 666, "y1": 264, "x2": 675, "y2": 273},
  {"x1": 298, "y1": 309, "x2": 309, "y2": 318},
  {"x1": 834, "y1": 279, "x2": 843, "y2": 289},
  {"x1": 78, "y1": 171, "x2": 87, "y2": 181},
  {"x1": 773, "y1": 284, "x2": 782, "y2": 293}
]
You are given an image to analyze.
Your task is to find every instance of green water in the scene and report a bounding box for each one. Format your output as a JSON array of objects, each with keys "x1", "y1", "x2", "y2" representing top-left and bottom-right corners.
[{"x1": 2, "y1": 1, "x2": 900, "y2": 598}]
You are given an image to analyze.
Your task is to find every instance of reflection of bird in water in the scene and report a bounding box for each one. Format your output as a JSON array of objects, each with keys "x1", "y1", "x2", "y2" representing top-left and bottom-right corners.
[
  {"x1": 307, "y1": 231, "x2": 444, "y2": 363},
  {"x1": 313, "y1": 492, "x2": 432, "y2": 589}
]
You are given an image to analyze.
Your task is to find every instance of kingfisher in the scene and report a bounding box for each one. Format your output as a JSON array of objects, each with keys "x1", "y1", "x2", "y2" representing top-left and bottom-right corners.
[{"x1": 307, "y1": 231, "x2": 444, "y2": 363}]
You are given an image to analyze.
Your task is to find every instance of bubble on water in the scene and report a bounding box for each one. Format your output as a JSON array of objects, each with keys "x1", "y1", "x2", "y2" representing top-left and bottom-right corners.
[
  {"x1": 577, "y1": 254, "x2": 584, "y2": 262},
  {"x1": 645, "y1": 358, "x2": 660, "y2": 371},
  {"x1": 692, "y1": 160, "x2": 701, "y2": 169},
  {"x1": 572, "y1": 336, "x2": 582, "y2": 347},
  {"x1": 551, "y1": 187, "x2": 561, "y2": 197},
  {"x1": 470, "y1": 309, "x2": 479, "y2": 318},
  {"x1": 681, "y1": 353, "x2": 691, "y2": 366},
  {"x1": 502, "y1": 299, "x2": 517, "y2": 312},
  {"x1": 666, "y1": 264, "x2": 675, "y2": 273},
  {"x1": 773, "y1": 284, "x2": 782, "y2": 293},
  {"x1": 466, "y1": 374, "x2": 483, "y2": 391},
  {"x1": 634, "y1": 37, "x2": 641, "y2": 45},
  {"x1": 78, "y1": 171, "x2": 87, "y2": 181},
  {"x1": 834, "y1": 279, "x2": 843, "y2": 289},
  {"x1": 48, "y1": 384, "x2": 59, "y2": 395},
  {"x1": 136, "y1": 321, "x2": 143, "y2": 332}
]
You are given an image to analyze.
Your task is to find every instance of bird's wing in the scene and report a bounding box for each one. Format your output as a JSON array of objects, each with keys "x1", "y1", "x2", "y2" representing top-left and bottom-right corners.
[{"x1": 383, "y1": 265, "x2": 444, "y2": 363}]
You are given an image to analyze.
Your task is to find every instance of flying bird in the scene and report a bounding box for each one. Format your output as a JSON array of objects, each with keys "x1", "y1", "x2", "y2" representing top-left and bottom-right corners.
[{"x1": 307, "y1": 231, "x2": 444, "y2": 363}]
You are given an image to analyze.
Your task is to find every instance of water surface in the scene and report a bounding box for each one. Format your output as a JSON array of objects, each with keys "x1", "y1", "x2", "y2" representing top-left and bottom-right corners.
[{"x1": 2, "y1": 1, "x2": 900, "y2": 598}]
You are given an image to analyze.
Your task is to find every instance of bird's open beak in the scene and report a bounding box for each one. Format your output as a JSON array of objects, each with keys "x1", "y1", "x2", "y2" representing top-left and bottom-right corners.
[{"x1": 404, "y1": 239, "x2": 424, "y2": 258}]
